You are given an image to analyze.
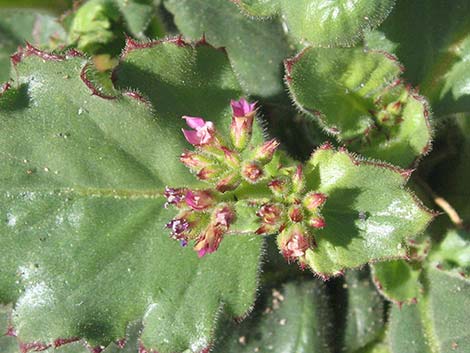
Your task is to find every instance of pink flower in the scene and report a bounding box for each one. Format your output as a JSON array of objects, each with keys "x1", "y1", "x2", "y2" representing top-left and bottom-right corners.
[
  {"x1": 182, "y1": 116, "x2": 216, "y2": 146},
  {"x1": 304, "y1": 192, "x2": 328, "y2": 211},
  {"x1": 230, "y1": 98, "x2": 256, "y2": 149},
  {"x1": 231, "y1": 98, "x2": 256, "y2": 117}
]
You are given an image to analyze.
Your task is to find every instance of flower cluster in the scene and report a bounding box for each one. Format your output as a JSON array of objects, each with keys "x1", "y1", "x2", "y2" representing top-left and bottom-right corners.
[{"x1": 164, "y1": 98, "x2": 328, "y2": 268}]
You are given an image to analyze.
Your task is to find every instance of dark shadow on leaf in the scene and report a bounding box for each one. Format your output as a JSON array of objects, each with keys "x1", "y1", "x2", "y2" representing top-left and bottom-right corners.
[
  {"x1": 319, "y1": 187, "x2": 363, "y2": 247},
  {"x1": 0, "y1": 84, "x2": 30, "y2": 112}
]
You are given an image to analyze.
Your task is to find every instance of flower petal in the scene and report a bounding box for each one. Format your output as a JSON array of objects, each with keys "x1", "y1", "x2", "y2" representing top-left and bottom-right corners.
[{"x1": 182, "y1": 116, "x2": 206, "y2": 129}]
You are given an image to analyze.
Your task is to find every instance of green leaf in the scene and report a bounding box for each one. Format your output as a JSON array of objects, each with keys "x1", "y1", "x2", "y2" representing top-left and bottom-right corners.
[
  {"x1": 0, "y1": 9, "x2": 65, "y2": 81},
  {"x1": 371, "y1": 260, "x2": 421, "y2": 304},
  {"x1": 365, "y1": 0, "x2": 470, "y2": 116},
  {"x1": 233, "y1": 0, "x2": 395, "y2": 47},
  {"x1": 302, "y1": 147, "x2": 434, "y2": 276},
  {"x1": 0, "y1": 42, "x2": 263, "y2": 353},
  {"x1": 342, "y1": 269, "x2": 385, "y2": 353},
  {"x1": 429, "y1": 229, "x2": 470, "y2": 275},
  {"x1": 212, "y1": 281, "x2": 333, "y2": 353},
  {"x1": 286, "y1": 47, "x2": 432, "y2": 167},
  {"x1": 389, "y1": 267, "x2": 470, "y2": 353},
  {"x1": 163, "y1": 0, "x2": 292, "y2": 98},
  {"x1": 115, "y1": 0, "x2": 156, "y2": 38}
]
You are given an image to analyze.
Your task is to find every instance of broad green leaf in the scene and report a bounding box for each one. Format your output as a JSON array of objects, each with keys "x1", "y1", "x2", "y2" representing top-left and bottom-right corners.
[
  {"x1": 389, "y1": 267, "x2": 470, "y2": 353},
  {"x1": 371, "y1": 260, "x2": 421, "y2": 304},
  {"x1": 0, "y1": 9, "x2": 65, "y2": 81},
  {"x1": 115, "y1": 0, "x2": 156, "y2": 38},
  {"x1": 233, "y1": 0, "x2": 395, "y2": 47},
  {"x1": 342, "y1": 269, "x2": 385, "y2": 353},
  {"x1": 428, "y1": 229, "x2": 470, "y2": 275},
  {"x1": 163, "y1": 0, "x2": 292, "y2": 98},
  {"x1": 0, "y1": 43, "x2": 263, "y2": 353},
  {"x1": 365, "y1": 0, "x2": 470, "y2": 116},
  {"x1": 212, "y1": 281, "x2": 333, "y2": 353},
  {"x1": 286, "y1": 47, "x2": 432, "y2": 167},
  {"x1": 302, "y1": 147, "x2": 434, "y2": 276}
]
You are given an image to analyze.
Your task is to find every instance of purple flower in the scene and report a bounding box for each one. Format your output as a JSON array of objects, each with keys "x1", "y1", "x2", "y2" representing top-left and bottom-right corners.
[
  {"x1": 163, "y1": 187, "x2": 185, "y2": 208},
  {"x1": 166, "y1": 218, "x2": 189, "y2": 236},
  {"x1": 182, "y1": 116, "x2": 216, "y2": 146}
]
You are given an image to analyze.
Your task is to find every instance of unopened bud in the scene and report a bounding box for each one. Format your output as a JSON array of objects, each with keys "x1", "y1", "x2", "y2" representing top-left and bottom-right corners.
[
  {"x1": 268, "y1": 178, "x2": 289, "y2": 196},
  {"x1": 196, "y1": 165, "x2": 222, "y2": 181},
  {"x1": 292, "y1": 165, "x2": 304, "y2": 193},
  {"x1": 180, "y1": 151, "x2": 214, "y2": 171},
  {"x1": 257, "y1": 204, "x2": 283, "y2": 225},
  {"x1": 304, "y1": 192, "x2": 327, "y2": 212},
  {"x1": 216, "y1": 172, "x2": 241, "y2": 192},
  {"x1": 230, "y1": 98, "x2": 256, "y2": 150},
  {"x1": 242, "y1": 162, "x2": 263, "y2": 183},
  {"x1": 253, "y1": 139, "x2": 280, "y2": 164},
  {"x1": 288, "y1": 206, "x2": 303, "y2": 223},
  {"x1": 309, "y1": 216, "x2": 326, "y2": 229}
]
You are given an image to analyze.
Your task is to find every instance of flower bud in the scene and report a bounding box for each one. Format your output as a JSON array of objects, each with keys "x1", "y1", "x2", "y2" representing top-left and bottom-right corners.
[
  {"x1": 180, "y1": 151, "x2": 214, "y2": 171},
  {"x1": 196, "y1": 165, "x2": 223, "y2": 181},
  {"x1": 268, "y1": 178, "x2": 289, "y2": 196},
  {"x1": 185, "y1": 190, "x2": 215, "y2": 211},
  {"x1": 304, "y1": 192, "x2": 327, "y2": 212},
  {"x1": 292, "y1": 165, "x2": 304, "y2": 194},
  {"x1": 230, "y1": 98, "x2": 256, "y2": 150},
  {"x1": 216, "y1": 172, "x2": 241, "y2": 192},
  {"x1": 257, "y1": 203, "x2": 283, "y2": 225},
  {"x1": 288, "y1": 205, "x2": 303, "y2": 223},
  {"x1": 253, "y1": 139, "x2": 280, "y2": 164},
  {"x1": 182, "y1": 116, "x2": 216, "y2": 146},
  {"x1": 242, "y1": 161, "x2": 263, "y2": 183},
  {"x1": 309, "y1": 216, "x2": 326, "y2": 229}
]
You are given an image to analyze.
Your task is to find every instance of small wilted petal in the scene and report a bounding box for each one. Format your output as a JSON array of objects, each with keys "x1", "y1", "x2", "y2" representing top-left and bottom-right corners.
[
  {"x1": 185, "y1": 190, "x2": 215, "y2": 211},
  {"x1": 214, "y1": 205, "x2": 236, "y2": 227},
  {"x1": 166, "y1": 218, "x2": 189, "y2": 236},
  {"x1": 279, "y1": 226, "x2": 310, "y2": 262},
  {"x1": 304, "y1": 192, "x2": 328, "y2": 212},
  {"x1": 242, "y1": 162, "x2": 263, "y2": 183},
  {"x1": 163, "y1": 187, "x2": 186, "y2": 208},
  {"x1": 194, "y1": 226, "x2": 223, "y2": 258},
  {"x1": 254, "y1": 139, "x2": 279, "y2": 164}
]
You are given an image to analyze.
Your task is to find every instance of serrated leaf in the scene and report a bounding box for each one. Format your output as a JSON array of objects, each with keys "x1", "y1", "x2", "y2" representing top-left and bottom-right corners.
[
  {"x1": 0, "y1": 42, "x2": 263, "y2": 353},
  {"x1": 286, "y1": 47, "x2": 432, "y2": 167},
  {"x1": 389, "y1": 267, "x2": 470, "y2": 353},
  {"x1": 0, "y1": 9, "x2": 65, "y2": 81},
  {"x1": 163, "y1": 0, "x2": 292, "y2": 98},
  {"x1": 233, "y1": 0, "x2": 395, "y2": 47},
  {"x1": 302, "y1": 147, "x2": 434, "y2": 276},
  {"x1": 212, "y1": 281, "x2": 333, "y2": 353},
  {"x1": 371, "y1": 260, "x2": 421, "y2": 304},
  {"x1": 365, "y1": 0, "x2": 470, "y2": 116},
  {"x1": 342, "y1": 269, "x2": 385, "y2": 353}
]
